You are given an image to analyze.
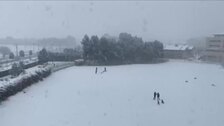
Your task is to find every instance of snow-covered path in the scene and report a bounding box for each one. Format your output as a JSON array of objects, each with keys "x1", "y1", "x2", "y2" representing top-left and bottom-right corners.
[{"x1": 0, "y1": 61, "x2": 224, "y2": 126}]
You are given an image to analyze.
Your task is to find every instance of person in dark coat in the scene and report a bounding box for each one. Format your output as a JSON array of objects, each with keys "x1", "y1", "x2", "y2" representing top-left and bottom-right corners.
[
  {"x1": 157, "y1": 99, "x2": 160, "y2": 105},
  {"x1": 161, "y1": 99, "x2": 164, "y2": 104},
  {"x1": 104, "y1": 67, "x2": 107, "y2": 72},
  {"x1": 95, "y1": 67, "x2": 98, "y2": 74},
  {"x1": 157, "y1": 92, "x2": 160, "y2": 100},
  {"x1": 101, "y1": 67, "x2": 107, "y2": 74},
  {"x1": 153, "y1": 92, "x2": 157, "y2": 100}
]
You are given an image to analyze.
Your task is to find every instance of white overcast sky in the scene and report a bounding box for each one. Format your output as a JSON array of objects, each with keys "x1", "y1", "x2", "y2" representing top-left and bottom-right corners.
[{"x1": 0, "y1": 1, "x2": 224, "y2": 43}]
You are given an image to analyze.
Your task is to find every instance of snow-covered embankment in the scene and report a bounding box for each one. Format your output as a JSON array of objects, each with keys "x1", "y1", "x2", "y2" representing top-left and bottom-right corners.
[{"x1": 0, "y1": 61, "x2": 74, "y2": 103}]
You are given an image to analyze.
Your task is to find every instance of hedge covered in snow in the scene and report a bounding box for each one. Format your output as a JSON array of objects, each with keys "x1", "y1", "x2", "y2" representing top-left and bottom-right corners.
[
  {"x1": 0, "y1": 69, "x2": 51, "y2": 103},
  {"x1": 0, "y1": 61, "x2": 75, "y2": 103}
]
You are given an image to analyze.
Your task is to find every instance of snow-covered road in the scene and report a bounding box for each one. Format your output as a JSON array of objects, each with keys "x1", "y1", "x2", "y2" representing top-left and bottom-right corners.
[{"x1": 0, "y1": 61, "x2": 224, "y2": 126}]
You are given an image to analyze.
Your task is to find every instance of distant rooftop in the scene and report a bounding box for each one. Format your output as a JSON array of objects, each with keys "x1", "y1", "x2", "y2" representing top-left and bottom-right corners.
[
  {"x1": 213, "y1": 34, "x2": 224, "y2": 37},
  {"x1": 164, "y1": 44, "x2": 193, "y2": 51}
]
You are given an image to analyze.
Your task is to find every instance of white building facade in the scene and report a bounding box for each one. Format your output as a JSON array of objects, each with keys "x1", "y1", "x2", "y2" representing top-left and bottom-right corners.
[{"x1": 204, "y1": 34, "x2": 224, "y2": 62}]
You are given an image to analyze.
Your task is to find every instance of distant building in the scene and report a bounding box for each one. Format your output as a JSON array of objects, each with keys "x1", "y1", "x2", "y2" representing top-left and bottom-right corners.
[
  {"x1": 163, "y1": 44, "x2": 194, "y2": 59},
  {"x1": 203, "y1": 34, "x2": 224, "y2": 62}
]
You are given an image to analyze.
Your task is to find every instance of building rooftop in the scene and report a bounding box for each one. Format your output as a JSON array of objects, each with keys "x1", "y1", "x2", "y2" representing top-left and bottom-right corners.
[
  {"x1": 214, "y1": 34, "x2": 224, "y2": 37},
  {"x1": 164, "y1": 44, "x2": 193, "y2": 51}
]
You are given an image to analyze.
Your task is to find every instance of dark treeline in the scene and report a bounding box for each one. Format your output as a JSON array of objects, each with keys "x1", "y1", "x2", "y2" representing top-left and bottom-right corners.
[
  {"x1": 81, "y1": 33, "x2": 164, "y2": 65},
  {"x1": 48, "y1": 49, "x2": 82, "y2": 62},
  {"x1": 37, "y1": 33, "x2": 164, "y2": 65},
  {"x1": 38, "y1": 48, "x2": 82, "y2": 63}
]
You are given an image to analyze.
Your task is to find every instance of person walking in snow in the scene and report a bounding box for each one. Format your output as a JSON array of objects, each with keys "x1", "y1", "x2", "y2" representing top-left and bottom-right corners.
[
  {"x1": 95, "y1": 67, "x2": 98, "y2": 74},
  {"x1": 161, "y1": 99, "x2": 164, "y2": 104},
  {"x1": 153, "y1": 92, "x2": 157, "y2": 100},
  {"x1": 104, "y1": 67, "x2": 107, "y2": 72},
  {"x1": 157, "y1": 92, "x2": 160, "y2": 100},
  {"x1": 101, "y1": 67, "x2": 107, "y2": 74},
  {"x1": 157, "y1": 99, "x2": 160, "y2": 105}
]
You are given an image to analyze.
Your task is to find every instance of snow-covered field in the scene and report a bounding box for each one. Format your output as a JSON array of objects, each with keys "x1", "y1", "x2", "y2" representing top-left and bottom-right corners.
[{"x1": 0, "y1": 60, "x2": 224, "y2": 126}]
